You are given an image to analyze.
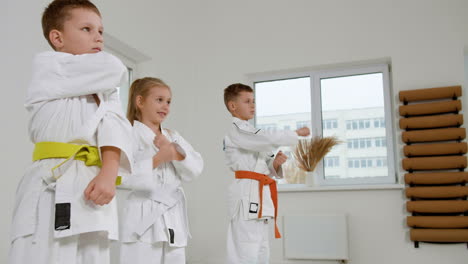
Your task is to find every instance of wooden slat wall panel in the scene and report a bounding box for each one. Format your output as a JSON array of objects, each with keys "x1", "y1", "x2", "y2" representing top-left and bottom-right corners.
[
  {"x1": 399, "y1": 86, "x2": 461, "y2": 102},
  {"x1": 406, "y1": 200, "x2": 468, "y2": 213},
  {"x1": 399, "y1": 100, "x2": 462, "y2": 116},
  {"x1": 406, "y1": 186, "x2": 468, "y2": 199},
  {"x1": 410, "y1": 229, "x2": 468, "y2": 242},
  {"x1": 399, "y1": 114, "x2": 463, "y2": 130},
  {"x1": 404, "y1": 172, "x2": 468, "y2": 185},
  {"x1": 402, "y1": 128, "x2": 466, "y2": 143},
  {"x1": 399, "y1": 86, "x2": 467, "y2": 247},
  {"x1": 407, "y1": 216, "x2": 468, "y2": 229},
  {"x1": 403, "y1": 142, "x2": 467, "y2": 157},
  {"x1": 402, "y1": 156, "x2": 467, "y2": 171}
]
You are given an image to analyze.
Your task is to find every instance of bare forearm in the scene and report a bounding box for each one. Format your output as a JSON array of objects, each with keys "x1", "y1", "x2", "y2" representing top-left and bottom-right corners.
[
  {"x1": 100, "y1": 146, "x2": 121, "y2": 179},
  {"x1": 273, "y1": 163, "x2": 280, "y2": 172},
  {"x1": 84, "y1": 146, "x2": 121, "y2": 205}
]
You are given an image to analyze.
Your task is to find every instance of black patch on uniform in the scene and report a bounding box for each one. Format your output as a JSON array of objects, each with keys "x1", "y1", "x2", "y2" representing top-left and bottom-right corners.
[
  {"x1": 249, "y1": 202, "x2": 259, "y2": 213},
  {"x1": 168, "y1": 228, "x2": 175, "y2": 244},
  {"x1": 55, "y1": 203, "x2": 71, "y2": 231},
  {"x1": 254, "y1": 129, "x2": 261, "y2": 134}
]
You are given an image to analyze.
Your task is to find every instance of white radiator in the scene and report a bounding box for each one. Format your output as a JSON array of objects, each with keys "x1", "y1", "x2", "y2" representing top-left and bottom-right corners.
[{"x1": 283, "y1": 214, "x2": 349, "y2": 260}]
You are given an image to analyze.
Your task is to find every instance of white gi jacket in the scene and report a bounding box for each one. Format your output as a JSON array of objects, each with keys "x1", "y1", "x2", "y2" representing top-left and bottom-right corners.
[
  {"x1": 224, "y1": 117, "x2": 298, "y2": 220},
  {"x1": 11, "y1": 51, "x2": 133, "y2": 242},
  {"x1": 120, "y1": 121, "x2": 203, "y2": 247}
]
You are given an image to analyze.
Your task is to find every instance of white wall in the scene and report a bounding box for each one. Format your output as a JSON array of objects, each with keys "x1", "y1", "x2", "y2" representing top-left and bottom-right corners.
[
  {"x1": 2, "y1": 0, "x2": 468, "y2": 263},
  {"x1": 465, "y1": 52, "x2": 468, "y2": 88},
  {"x1": 2, "y1": 0, "x2": 50, "y2": 263}
]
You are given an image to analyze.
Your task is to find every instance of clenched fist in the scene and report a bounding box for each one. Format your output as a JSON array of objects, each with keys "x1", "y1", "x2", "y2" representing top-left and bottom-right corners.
[{"x1": 273, "y1": 151, "x2": 288, "y2": 172}]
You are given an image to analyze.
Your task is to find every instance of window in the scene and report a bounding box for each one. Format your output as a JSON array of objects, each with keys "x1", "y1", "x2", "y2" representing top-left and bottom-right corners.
[
  {"x1": 323, "y1": 119, "x2": 338, "y2": 130},
  {"x1": 348, "y1": 157, "x2": 386, "y2": 169},
  {"x1": 375, "y1": 137, "x2": 386, "y2": 147},
  {"x1": 296, "y1": 120, "x2": 311, "y2": 129},
  {"x1": 347, "y1": 137, "x2": 387, "y2": 149},
  {"x1": 253, "y1": 64, "x2": 395, "y2": 186},
  {"x1": 376, "y1": 157, "x2": 387, "y2": 167},
  {"x1": 324, "y1": 156, "x2": 340, "y2": 168},
  {"x1": 346, "y1": 119, "x2": 371, "y2": 130},
  {"x1": 347, "y1": 138, "x2": 373, "y2": 149},
  {"x1": 374, "y1": 118, "x2": 385, "y2": 128}
]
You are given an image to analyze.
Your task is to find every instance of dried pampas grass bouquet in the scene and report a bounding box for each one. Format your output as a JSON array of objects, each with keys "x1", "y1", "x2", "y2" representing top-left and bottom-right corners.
[{"x1": 293, "y1": 136, "x2": 341, "y2": 172}]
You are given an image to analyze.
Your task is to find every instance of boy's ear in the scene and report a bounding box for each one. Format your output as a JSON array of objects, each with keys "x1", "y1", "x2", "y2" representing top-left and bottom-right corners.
[
  {"x1": 228, "y1": 101, "x2": 236, "y2": 112},
  {"x1": 49, "y1": 29, "x2": 64, "y2": 50}
]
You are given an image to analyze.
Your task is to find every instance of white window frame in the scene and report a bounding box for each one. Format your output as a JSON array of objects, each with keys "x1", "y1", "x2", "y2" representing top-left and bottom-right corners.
[
  {"x1": 251, "y1": 63, "x2": 396, "y2": 187},
  {"x1": 104, "y1": 32, "x2": 151, "y2": 113},
  {"x1": 105, "y1": 47, "x2": 137, "y2": 114}
]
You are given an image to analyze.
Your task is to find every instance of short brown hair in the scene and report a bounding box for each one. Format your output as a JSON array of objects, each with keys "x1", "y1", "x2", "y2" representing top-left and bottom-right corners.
[
  {"x1": 223, "y1": 83, "x2": 253, "y2": 112},
  {"x1": 42, "y1": 0, "x2": 101, "y2": 49},
  {"x1": 127, "y1": 77, "x2": 171, "y2": 125}
]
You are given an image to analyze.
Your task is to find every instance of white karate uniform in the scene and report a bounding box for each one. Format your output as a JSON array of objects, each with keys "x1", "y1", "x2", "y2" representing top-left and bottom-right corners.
[
  {"x1": 9, "y1": 51, "x2": 133, "y2": 264},
  {"x1": 119, "y1": 121, "x2": 203, "y2": 264},
  {"x1": 224, "y1": 117, "x2": 298, "y2": 264}
]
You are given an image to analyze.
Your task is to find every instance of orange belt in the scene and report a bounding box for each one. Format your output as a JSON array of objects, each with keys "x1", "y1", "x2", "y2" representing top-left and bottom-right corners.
[{"x1": 235, "y1": 170, "x2": 281, "y2": 238}]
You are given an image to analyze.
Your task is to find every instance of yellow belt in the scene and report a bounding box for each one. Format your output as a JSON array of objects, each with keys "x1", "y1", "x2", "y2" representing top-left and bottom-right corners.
[{"x1": 33, "y1": 141, "x2": 121, "y2": 185}]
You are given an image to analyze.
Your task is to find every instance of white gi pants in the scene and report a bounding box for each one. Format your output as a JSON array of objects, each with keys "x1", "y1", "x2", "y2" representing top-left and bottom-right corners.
[
  {"x1": 120, "y1": 241, "x2": 186, "y2": 264},
  {"x1": 8, "y1": 189, "x2": 110, "y2": 264},
  {"x1": 226, "y1": 212, "x2": 271, "y2": 264}
]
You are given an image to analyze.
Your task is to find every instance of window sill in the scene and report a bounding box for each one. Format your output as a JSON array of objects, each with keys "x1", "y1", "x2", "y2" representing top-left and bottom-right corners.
[{"x1": 278, "y1": 183, "x2": 405, "y2": 193}]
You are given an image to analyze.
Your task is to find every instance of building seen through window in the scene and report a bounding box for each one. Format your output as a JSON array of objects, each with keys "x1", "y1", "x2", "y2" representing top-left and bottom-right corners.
[{"x1": 254, "y1": 67, "x2": 394, "y2": 185}]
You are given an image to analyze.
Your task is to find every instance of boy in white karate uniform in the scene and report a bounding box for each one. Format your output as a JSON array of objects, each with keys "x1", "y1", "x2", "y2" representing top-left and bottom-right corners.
[
  {"x1": 223, "y1": 83, "x2": 310, "y2": 264},
  {"x1": 9, "y1": 1, "x2": 133, "y2": 263}
]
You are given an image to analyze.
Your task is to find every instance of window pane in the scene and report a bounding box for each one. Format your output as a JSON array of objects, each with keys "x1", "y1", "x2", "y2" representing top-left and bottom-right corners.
[
  {"x1": 361, "y1": 160, "x2": 366, "y2": 168},
  {"x1": 255, "y1": 77, "x2": 311, "y2": 184},
  {"x1": 321, "y1": 73, "x2": 388, "y2": 179}
]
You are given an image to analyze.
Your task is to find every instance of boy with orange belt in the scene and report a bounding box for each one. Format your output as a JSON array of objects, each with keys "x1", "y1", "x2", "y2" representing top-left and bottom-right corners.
[{"x1": 223, "y1": 83, "x2": 310, "y2": 264}]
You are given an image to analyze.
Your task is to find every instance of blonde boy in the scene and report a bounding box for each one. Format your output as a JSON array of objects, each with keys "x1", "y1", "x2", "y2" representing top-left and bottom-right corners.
[
  {"x1": 9, "y1": 1, "x2": 132, "y2": 263},
  {"x1": 223, "y1": 83, "x2": 309, "y2": 263}
]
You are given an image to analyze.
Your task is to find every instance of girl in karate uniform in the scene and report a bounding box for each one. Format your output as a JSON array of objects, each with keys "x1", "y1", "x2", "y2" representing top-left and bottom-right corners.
[{"x1": 119, "y1": 77, "x2": 203, "y2": 264}]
